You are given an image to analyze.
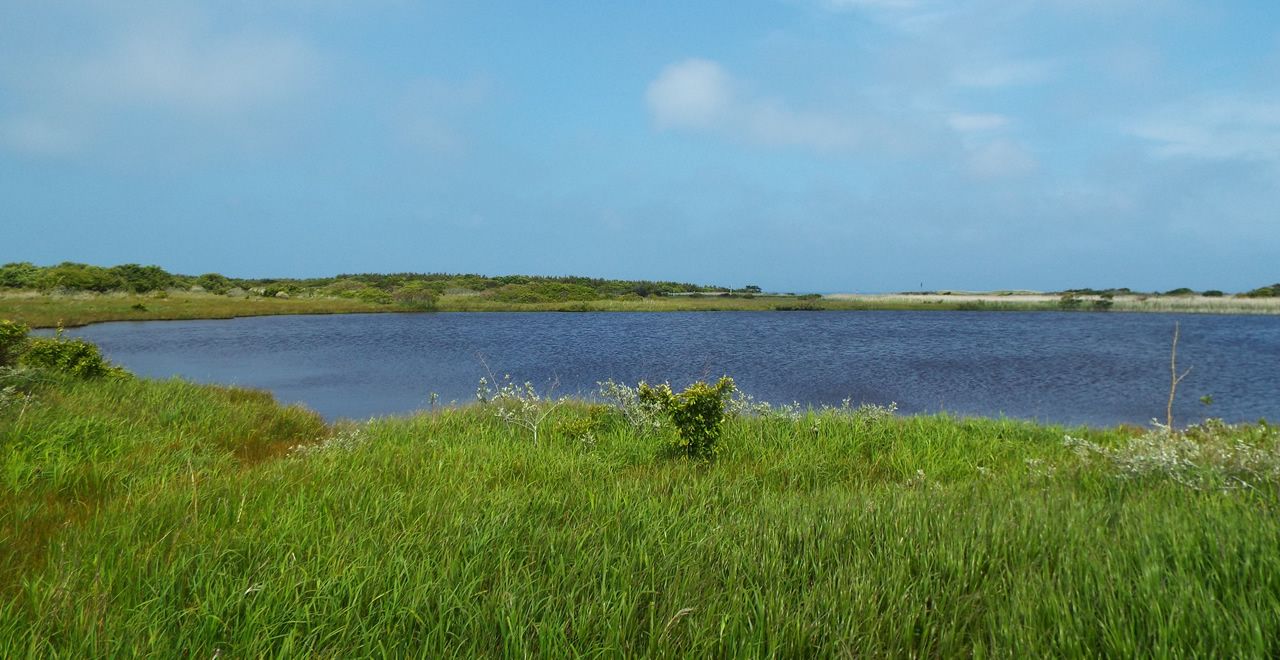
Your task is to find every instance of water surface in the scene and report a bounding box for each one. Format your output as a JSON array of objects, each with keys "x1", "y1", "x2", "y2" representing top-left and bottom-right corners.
[{"x1": 59, "y1": 311, "x2": 1280, "y2": 426}]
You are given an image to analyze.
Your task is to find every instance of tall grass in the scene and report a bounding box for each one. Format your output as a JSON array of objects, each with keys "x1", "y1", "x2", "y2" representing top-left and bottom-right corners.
[{"x1": 3, "y1": 375, "x2": 1279, "y2": 656}]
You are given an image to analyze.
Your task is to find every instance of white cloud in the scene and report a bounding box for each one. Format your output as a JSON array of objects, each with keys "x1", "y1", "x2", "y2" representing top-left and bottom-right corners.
[
  {"x1": 646, "y1": 59, "x2": 733, "y2": 130},
  {"x1": 646, "y1": 58, "x2": 862, "y2": 152},
  {"x1": 948, "y1": 113, "x2": 1009, "y2": 132},
  {"x1": 69, "y1": 27, "x2": 318, "y2": 116},
  {"x1": 1133, "y1": 97, "x2": 1280, "y2": 161},
  {"x1": 964, "y1": 139, "x2": 1038, "y2": 179},
  {"x1": 0, "y1": 12, "x2": 320, "y2": 157}
]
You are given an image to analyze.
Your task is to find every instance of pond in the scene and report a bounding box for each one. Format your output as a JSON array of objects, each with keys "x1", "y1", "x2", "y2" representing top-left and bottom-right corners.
[{"x1": 56, "y1": 311, "x2": 1280, "y2": 427}]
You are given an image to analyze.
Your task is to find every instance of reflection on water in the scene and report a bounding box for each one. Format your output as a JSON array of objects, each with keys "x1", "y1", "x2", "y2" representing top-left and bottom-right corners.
[{"x1": 58, "y1": 311, "x2": 1280, "y2": 426}]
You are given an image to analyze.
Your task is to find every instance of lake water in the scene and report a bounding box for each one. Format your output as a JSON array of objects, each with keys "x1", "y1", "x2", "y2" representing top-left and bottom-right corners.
[{"x1": 56, "y1": 311, "x2": 1280, "y2": 427}]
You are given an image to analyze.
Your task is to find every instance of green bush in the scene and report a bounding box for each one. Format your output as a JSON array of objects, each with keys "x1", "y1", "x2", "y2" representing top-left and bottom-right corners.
[
  {"x1": 1058, "y1": 293, "x2": 1083, "y2": 310},
  {"x1": 108, "y1": 264, "x2": 174, "y2": 293},
  {"x1": 0, "y1": 320, "x2": 29, "y2": 367},
  {"x1": 0, "y1": 262, "x2": 41, "y2": 289},
  {"x1": 484, "y1": 283, "x2": 600, "y2": 303},
  {"x1": 195, "y1": 273, "x2": 232, "y2": 294},
  {"x1": 393, "y1": 281, "x2": 439, "y2": 307},
  {"x1": 638, "y1": 377, "x2": 736, "y2": 459},
  {"x1": 22, "y1": 332, "x2": 128, "y2": 378},
  {"x1": 353, "y1": 288, "x2": 393, "y2": 305},
  {"x1": 36, "y1": 263, "x2": 123, "y2": 292},
  {"x1": 1241, "y1": 287, "x2": 1277, "y2": 299}
]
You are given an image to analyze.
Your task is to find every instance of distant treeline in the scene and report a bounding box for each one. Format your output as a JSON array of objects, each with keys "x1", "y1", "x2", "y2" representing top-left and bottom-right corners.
[
  {"x1": 1059, "y1": 286, "x2": 1280, "y2": 299},
  {"x1": 0, "y1": 261, "x2": 735, "y2": 304},
  {"x1": 907, "y1": 285, "x2": 1280, "y2": 299}
]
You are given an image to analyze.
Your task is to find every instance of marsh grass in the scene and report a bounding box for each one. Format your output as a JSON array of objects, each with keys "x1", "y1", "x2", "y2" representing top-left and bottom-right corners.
[
  {"x1": 0, "y1": 291, "x2": 397, "y2": 329},
  {"x1": 3, "y1": 375, "x2": 1280, "y2": 657}
]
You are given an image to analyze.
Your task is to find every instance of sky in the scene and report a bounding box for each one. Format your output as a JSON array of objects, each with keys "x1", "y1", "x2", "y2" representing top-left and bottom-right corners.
[{"x1": 1, "y1": 0, "x2": 1278, "y2": 293}]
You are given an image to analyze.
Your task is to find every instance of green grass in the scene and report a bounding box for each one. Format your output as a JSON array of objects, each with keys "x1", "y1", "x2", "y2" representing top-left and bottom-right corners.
[{"x1": 3, "y1": 374, "x2": 1280, "y2": 657}]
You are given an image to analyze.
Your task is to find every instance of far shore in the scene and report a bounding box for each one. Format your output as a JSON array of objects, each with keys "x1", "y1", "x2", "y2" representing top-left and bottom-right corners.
[
  {"x1": 3, "y1": 288, "x2": 1279, "y2": 329},
  {"x1": 826, "y1": 292, "x2": 1280, "y2": 315}
]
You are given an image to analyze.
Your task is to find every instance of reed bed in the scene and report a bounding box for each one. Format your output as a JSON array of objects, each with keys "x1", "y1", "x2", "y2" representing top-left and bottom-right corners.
[{"x1": 3, "y1": 373, "x2": 1280, "y2": 657}]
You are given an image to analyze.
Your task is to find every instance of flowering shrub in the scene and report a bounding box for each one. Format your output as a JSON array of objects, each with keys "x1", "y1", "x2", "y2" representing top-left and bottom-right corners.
[
  {"x1": 1065, "y1": 419, "x2": 1280, "y2": 491},
  {"x1": 597, "y1": 379, "x2": 665, "y2": 432},
  {"x1": 477, "y1": 375, "x2": 565, "y2": 444}
]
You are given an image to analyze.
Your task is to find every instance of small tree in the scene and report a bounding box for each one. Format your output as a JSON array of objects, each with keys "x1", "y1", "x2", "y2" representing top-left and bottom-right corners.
[{"x1": 639, "y1": 377, "x2": 736, "y2": 459}]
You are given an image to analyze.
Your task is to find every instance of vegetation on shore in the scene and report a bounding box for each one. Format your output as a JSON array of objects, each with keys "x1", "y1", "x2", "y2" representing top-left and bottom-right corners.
[
  {"x1": 3, "y1": 326, "x2": 1280, "y2": 656},
  {"x1": 2, "y1": 261, "x2": 1278, "y2": 327}
]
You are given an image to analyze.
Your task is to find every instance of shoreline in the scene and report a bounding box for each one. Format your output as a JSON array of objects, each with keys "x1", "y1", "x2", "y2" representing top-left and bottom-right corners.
[{"x1": 4, "y1": 289, "x2": 1279, "y2": 329}]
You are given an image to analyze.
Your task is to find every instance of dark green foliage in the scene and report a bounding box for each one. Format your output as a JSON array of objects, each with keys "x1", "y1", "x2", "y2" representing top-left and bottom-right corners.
[
  {"x1": 351, "y1": 288, "x2": 393, "y2": 305},
  {"x1": 0, "y1": 320, "x2": 28, "y2": 367},
  {"x1": 775, "y1": 294, "x2": 825, "y2": 311},
  {"x1": 1241, "y1": 285, "x2": 1278, "y2": 298},
  {"x1": 1058, "y1": 292, "x2": 1083, "y2": 310},
  {"x1": 22, "y1": 331, "x2": 127, "y2": 378},
  {"x1": 392, "y1": 281, "x2": 439, "y2": 308},
  {"x1": 1162, "y1": 287, "x2": 1196, "y2": 296},
  {"x1": 639, "y1": 377, "x2": 736, "y2": 459},
  {"x1": 195, "y1": 273, "x2": 232, "y2": 294},
  {"x1": 1091, "y1": 299, "x2": 1114, "y2": 311},
  {"x1": 107, "y1": 264, "x2": 173, "y2": 293},
  {"x1": 1203, "y1": 290, "x2": 1224, "y2": 297},
  {"x1": 36, "y1": 263, "x2": 123, "y2": 292},
  {"x1": 0, "y1": 262, "x2": 725, "y2": 300},
  {"x1": 0, "y1": 262, "x2": 40, "y2": 289},
  {"x1": 484, "y1": 282, "x2": 600, "y2": 303}
]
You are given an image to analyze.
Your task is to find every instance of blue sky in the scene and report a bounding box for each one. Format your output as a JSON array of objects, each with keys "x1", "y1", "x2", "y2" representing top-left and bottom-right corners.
[{"x1": 2, "y1": 0, "x2": 1278, "y2": 292}]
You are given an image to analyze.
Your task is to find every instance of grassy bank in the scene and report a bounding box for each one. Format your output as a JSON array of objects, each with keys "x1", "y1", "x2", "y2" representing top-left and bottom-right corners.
[
  {"x1": 12, "y1": 289, "x2": 1280, "y2": 331},
  {"x1": 0, "y1": 291, "x2": 403, "y2": 329},
  {"x1": 4, "y1": 366, "x2": 1280, "y2": 656}
]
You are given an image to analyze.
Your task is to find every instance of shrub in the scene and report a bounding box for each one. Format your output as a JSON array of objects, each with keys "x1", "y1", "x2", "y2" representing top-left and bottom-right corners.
[
  {"x1": 0, "y1": 262, "x2": 41, "y2": 289},
  {"x1": 1241, "y1": 287, "x2": 1276, "y2": 298},
  {"x1": 1058, "y1": 292, "x2": 1083, "y2": 310},
  {"x1": 638, "y1": 377, "x2": 736, "y2": 459},
  {"x1": 1091, "y1": 299, "x2": 1114, "y2": 311},
  {"x1": 1203, "y1": 290, "x2": 1224, "y2": 297},
  {"x1": 0, "y1": 320, "x2": 29, "y2": 367},
  {"x1": 393, "y1": 281, "x2": 439, "y2": 307},
  {"x1": 195, "y1": 273, "x2": 232, "y2": 294},
  {"x1": 477, "y1": 375, "x2": 565, "y2": 444},
  {"x1": 353, "y1": 288, "x2": 393, "y2": 304},
  {"x1": 36, "y1": 263, "x2": 123, "y2": 292},
  {"x1": 597, "y1": 379, "x2": 665, "y2": 431},
  {"x1": 22, "y1": 331, "x2": 128, "y2": 378},
  {"x1": 108, "y1": 264, "x2": 174, "y2": 293},
  {"x1": 1065, "y1": 419, "x2": 1280, "y2": 491}
]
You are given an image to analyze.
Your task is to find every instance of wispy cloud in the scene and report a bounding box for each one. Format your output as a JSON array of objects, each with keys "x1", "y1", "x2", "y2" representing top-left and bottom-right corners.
[
  {"x1": 1133, "y1": 96, "x2": 1280, "y2": 161},
  {"x1": 0, "y1": 116, "x2": 83, "y2": 156},
  {"x1": 0, "y1": 11, "x2": 320, "y2": 157},
  {"x1": 964, "y1": 139, "x2": 1038, "y2": 180},
  {"x1": 646, "y1": 58, "x2": 861, "y2": 152},
  {"x1": 948, "y1": 113, "x2": 1010, "y2": 132}
]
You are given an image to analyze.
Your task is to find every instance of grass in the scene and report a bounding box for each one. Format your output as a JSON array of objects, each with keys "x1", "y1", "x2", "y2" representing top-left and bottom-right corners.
[
  {"x1": 3, "y1": 371, "x2": 1280, "y2": 657},
  {"x1": 5, "y1": 289, "x2": 1280, "y2": 330},
  {"x1": 0, "y1": 291, "x2": 400, "y2": 329}
]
